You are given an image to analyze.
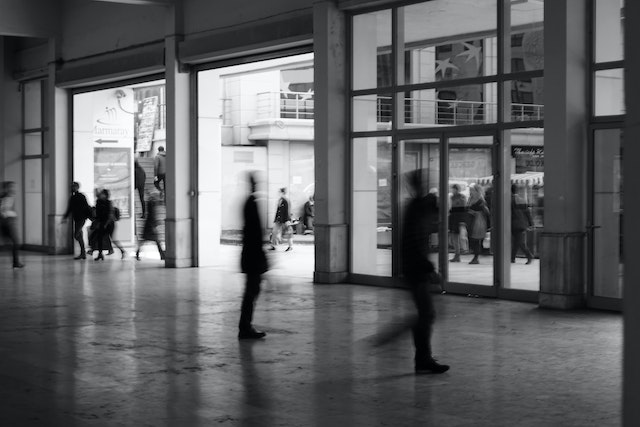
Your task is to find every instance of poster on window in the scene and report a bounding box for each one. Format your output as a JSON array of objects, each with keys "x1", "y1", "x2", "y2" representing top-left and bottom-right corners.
[
  {"x1": 94, "y1": 147, "x2": 131, "y2": 219},
  {"x1": 92, "y1": 88, "x2": 134, "y2": 146},
  {"x1": 136, "y1": 96, "x2": 158, "y2": 152},
  {"x1": 512, "y1": 147, "x2": 544, "y2": 173}
]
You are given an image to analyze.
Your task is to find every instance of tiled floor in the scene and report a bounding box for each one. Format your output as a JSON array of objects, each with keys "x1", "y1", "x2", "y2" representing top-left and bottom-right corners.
[{"x1": 0, "y1": 252, "x2": 621, "y2": 426}]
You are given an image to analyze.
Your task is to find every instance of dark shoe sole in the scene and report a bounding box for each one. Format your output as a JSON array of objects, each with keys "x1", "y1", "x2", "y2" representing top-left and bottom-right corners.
[{"x1": 238, "y1": 333, "x2": 266, "y2": 340}]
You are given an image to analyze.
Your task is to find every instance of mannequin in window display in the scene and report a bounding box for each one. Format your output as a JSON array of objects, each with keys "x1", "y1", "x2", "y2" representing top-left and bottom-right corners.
[
  {"x1": 448, "y1": 184, "x2": 467, "y2": 262},
  {"x1": 511, "y1": 184, "x2": 534, "y2": 264},
  {"x1": 467, "y1": 184, "x2": 491, "y2": 265},
  {"x1": 0, "y1": 182, "x2": 23, "y2": 268}
]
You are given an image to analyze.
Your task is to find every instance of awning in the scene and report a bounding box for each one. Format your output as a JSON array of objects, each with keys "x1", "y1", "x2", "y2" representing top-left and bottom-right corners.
[{"x1": 475, "y1": 171, "x2": 544, "y2": 186}]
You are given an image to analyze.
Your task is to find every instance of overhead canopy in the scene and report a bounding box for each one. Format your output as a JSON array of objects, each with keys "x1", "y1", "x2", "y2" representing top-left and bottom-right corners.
[{"x1": 477, "y1": 171, "x2": 544, "y2": 186}]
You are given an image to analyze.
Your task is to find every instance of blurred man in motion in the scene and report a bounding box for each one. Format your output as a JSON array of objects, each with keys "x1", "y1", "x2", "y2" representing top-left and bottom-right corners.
[
  {"x1": 239, "y1": 172, "x2": 268, "y2": 340},
  {"x1": 403, "y1": 170, "x2": 449, "y2": 374}
]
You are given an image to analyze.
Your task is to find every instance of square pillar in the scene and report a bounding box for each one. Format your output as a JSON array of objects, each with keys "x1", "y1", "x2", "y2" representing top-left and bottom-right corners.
[
  {"x1": 624, "y1": 2, "x2": 640, "y2": 425},
  {"x1": 539, "y1": 0, "x2": 589, "y2": 309},
  {"x1": 46, "y1": 38, "x2": 72, "y2": 255},
  {"x1": 313, "y1": 0, "x2": 348, "y2": 283},
  {"x1": 164, "y1": 32, "x2": 193, "y2": 268}
]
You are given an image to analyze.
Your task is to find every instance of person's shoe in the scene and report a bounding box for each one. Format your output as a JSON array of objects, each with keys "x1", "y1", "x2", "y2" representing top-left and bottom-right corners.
[
  {"x1": 107, "y1": 250, "x2": 114, "y2": 256},
  {"x1": 511, "y1": 258, "x2": 516, "y2": 263},
  {"x1": 526, "y1": 258, "x2": 533, "y2": 265},
  {"x1": 120, "y1": 249, "x2": 126, "y2": 260},
  {"x1": 135, "y1": 251, "x2": 141, "y2": 261},
  {"x1": 160, "y1": 252, "x2": 166, "y2": 261},
  {"x1": 469, "y1": 257, "x2": 479, "y2": 265},
  {"x1": 238, "y1": 328, "x2": 266, "y2": 340},
  {"x1": 87, "y1": 250, "x2": 93, "y2": 255},
  {"x1": 285, "y1": 246, "x2": 293, "y2": 252},
  {"x1": 12, "y1": 263, "x2": 24, "y2": 269},
  {"x1": 415, "y1": 359, "x2": 450, "y2": 374},
  {"x1": 74, "y1": 254, "x2": 86, "y2": 260},
  {"x1": 95, "y1": 254, "x2": 104, "y2": 261},
  {"x1": 449, "y1": 255, "x2": 460, "y2": 262}
]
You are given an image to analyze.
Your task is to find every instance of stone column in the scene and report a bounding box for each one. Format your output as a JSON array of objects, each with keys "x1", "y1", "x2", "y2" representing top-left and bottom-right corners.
[
  {"x1": 46, "y1": 38, "x2": 72, "y2": 254},
  {"x1": 538, "y1": 0, "x2": 589, "y2": 309},
  {"x1": 164, "y1": 3, "x2": 193, "y2": 268},
  {"x1": 624, "y1": 2, "x2": 640, "y2": 424},
  {"x1": 313, "y1": 0, "x2": 348, "y2": 283}
]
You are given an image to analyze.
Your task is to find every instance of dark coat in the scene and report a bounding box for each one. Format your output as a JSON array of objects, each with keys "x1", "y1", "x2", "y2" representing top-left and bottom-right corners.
[
  {"x1": 154, "y1": 152, "x2": 166, "y2": 176},
  {"x1": 241, "y1": 195, "x2": 268, "y2": 274},
  {"x1": 141, "y1": 199, "x2": 160, "y2": 241},
  {"x1": 95, "y1": 199, "x2": 113, "y2": 224},
  {"x1": 511, "y1": 194, "x2": 533, "y2": 233},
  {"x1": 467, "y1": 199, "x2": 491, "y2": 239},
  {"x1": 134, "y1": 163, "x2": 146, "y2": 190},
  {"x1": 273, "y1": 197, "x2": 290, "y2": 224},
  {"x1": 64, "y1": 193, "x2": 91, "y2": 221},
  {"x1": 402, "y1": 196, "x2": 436, "y2": 281}
]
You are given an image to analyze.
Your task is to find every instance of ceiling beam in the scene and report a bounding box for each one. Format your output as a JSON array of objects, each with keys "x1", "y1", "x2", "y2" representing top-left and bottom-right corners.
[{"x1": 91, "y1": 0, "x2": 173, "y2": 5}]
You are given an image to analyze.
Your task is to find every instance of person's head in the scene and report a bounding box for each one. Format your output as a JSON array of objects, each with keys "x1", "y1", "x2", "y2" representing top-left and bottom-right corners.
[
  {"x1": 452, "y1": 184, "x2": 460, "y2": 194},
  {"x1": 71, "y1": 182, "x2": 80, "y2": 192},
  {"x1": 406, "y1": 169, "x2": 425, "y2": 198},
  {"x1": 279, "y1": 187, "x2": 287, "y2": 196},
  {"x1": 469, "y1": 184, "x2": 484, "y2": 200},
  {"x1": 158, "y1": 146, "x2": 165, "y2": 153},
  {"x1": 425, "y1": 192, "x2": 438, "y2": 209}
]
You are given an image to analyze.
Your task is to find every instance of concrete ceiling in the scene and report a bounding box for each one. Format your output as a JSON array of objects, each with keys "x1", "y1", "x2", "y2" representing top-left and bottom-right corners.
[{"x1": 91, "y1": 0, "x2": 173, "y2": 5}]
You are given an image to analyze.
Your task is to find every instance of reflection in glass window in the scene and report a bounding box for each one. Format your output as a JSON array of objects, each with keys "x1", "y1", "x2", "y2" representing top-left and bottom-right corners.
[
  {"x1": 594, "y1": 0, "x2": 624, "y2": 63},
  {"x1": 510, "y1": 0, "x2": 544, "y2": 72},
  {"x1": 352, "y1": 10, "x2": 392, "y2": 90}
]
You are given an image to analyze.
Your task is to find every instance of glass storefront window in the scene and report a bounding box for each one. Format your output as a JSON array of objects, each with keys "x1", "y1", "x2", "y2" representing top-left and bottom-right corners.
[
  {"x1": 510, "y1": 0, "x2": 544, "y2": 72},
  {"x1": 595, "y1": 68, "x2": 625, "y2": 116},
  {"x1": 352, "y1": 10, "x2": 392, "y2": 90},
  {"x1": 352, "y1": 137, "x2": 393, "y2": 277},
  {"x1": 402, "y1": 84, "x2": 498, "y2": 128},
  {"x1": 594, "y1": 0, "x2": 624, "y2": 63},
  {"x1": 353, "y1": 94, "x2": 393, "y2": 132},
  {"x1": 402, "y1": 1, "x2": 497, "y2": 85},
  {"x1": 23, "y1": 80, "x2": 42, "y2": 130}
]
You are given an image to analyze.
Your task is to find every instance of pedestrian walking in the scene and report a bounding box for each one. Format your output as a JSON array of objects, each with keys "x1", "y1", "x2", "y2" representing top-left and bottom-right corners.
[
  {"x1": 511, "y1": 184, "x2": 534, "y2": 264},
  {"x1": 135, "y1": 160, "x2": 147, "y2": 218},
  {"x1": 402, "y1": 170, "x2": 449, "y2": 374},
  {"x1": 239, "y1": 173, "x2": 268, "y2": 339},
  {"x1": 102, "y1": 190, "x2": 126, "y2": 259},
  {"x1": 0, "y1": 181, "x2": 23, "y2": 268},
  {"x1": 467, "y1": 184, "x2": 491, "y2": 265},
  {"x1": 61, "y1": 181, "x2": 91, "y2": 260},
  {"x1": 135, "y1": 191, "x2": 165, "y2": 261},
  {"x1": 92, "y1": 189, "x2": 113, "y2": 261},
  {"x1": 154, "y1": 146, "x2": 166, "y2": 199},
  {"x1": 269, "y1": 187, "x2": 293, "y2": 251},
  {"x1": 303, "y1": 194, "x2": 314, "y2": 235},
  {"x1": 449, "y1": 184, "x2": 467, "y2": 262}
]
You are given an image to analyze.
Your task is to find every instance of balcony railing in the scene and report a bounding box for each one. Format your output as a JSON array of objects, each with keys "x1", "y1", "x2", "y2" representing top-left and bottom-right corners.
[
  {"x1": 238, "y1": 91, "x2": 544, "y2": 124},
  {"x1": 256, "y1": 91, "x2": 315, "y2": 120}
]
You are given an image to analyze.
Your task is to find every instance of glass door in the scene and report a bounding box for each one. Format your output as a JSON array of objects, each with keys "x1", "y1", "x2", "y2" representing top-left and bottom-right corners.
[
  {"x1": 445, "y1": 136, "x2": 496, "y2": 295},
  {"x1": 589, "y1": 128, "x2": 623, "y2": 310}
]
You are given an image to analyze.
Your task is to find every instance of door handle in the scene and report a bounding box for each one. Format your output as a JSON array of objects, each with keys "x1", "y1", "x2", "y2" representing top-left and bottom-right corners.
[{"x1": 586, "y1": 224, "x2": 601, "y2": 230}]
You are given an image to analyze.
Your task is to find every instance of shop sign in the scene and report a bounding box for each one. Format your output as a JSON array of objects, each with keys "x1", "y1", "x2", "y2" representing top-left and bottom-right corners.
[
  {"x1": 512, "y1": 147, "x2": 544, "y2": 173},
  {"x1": 92, "y1": 88, "x2": 134, "y2": 145},
  {"x1": 94, "y1": 147, "x2": 131, "y2": 219},
  {"x1": 136, "y1": 96, "x2": 158, "y2": 152}
]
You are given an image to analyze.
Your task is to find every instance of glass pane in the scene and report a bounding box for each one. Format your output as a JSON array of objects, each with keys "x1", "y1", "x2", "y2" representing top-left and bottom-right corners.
[
  {"x1": 593, "y1": 129, "x2": 623, "y2": 298},
  {"x1": 352, "y1": 10, "x2": 392, "y2": 90},
  {"x1": 402, "y1": 1, "x2": 497, "y2": 84},
  {"x1": 595, "y1": 68, "x2": 625, "y2": 116},
  {"x1": 352, "y1": 137, "x2": 393, "y2": 277},
  {"x1": 401, "y1": 140, "x2": 441, "y2": 276},
  {"x1": 509, "y1": 128, "x2": 544, "y2": 291},
  {"x1": 24, "y1": 80, "x2": 42, "y2": 129},
  {"x1": 24, "y1": 192, "x2": 43, "y2": 245},
  {"x1": 24, "y1": 158, "x2": 42, "y2": 193},
  {"x1": 507, "y1": 77, "x2": 544, "y2": 122},
  {"x1": 402, "y1": 84, "x2": 497, "y2": 128},
  {"x1": 353, "y1": 94, "x2": 392, "y2": 132},
  {"x1": 24, "y1": 132, "x2": 42, "y2": 156},
  {"x1": 510, "y1": 0, "x2": 544, "y2": 72},
  {"x1": 447, "y1": 141, "x2": 493, "y2": 286},
  {"x1": 594, "y1": 0, "x2": 624, "y2": 63}
]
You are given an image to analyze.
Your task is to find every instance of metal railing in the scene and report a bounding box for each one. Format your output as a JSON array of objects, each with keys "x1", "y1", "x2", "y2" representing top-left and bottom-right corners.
[
  {"x1": 256, "y1": 91, "x2": 315, "y2": 120},
  {"x1": 227, "y1": 91, "x2": 544, "y2": 125}
]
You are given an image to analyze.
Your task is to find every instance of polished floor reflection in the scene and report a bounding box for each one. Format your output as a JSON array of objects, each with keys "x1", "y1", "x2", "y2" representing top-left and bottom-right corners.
[{"x1": 0, "y1": 253, "x2": 620, "y2": 426}]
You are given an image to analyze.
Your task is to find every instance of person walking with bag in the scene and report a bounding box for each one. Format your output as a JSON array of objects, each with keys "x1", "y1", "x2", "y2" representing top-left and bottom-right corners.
[
  {"x1": 93, "y1": 189, "x2": 113, "y2": 261},
  {"x1": 511, "y1": 184, "x2": 534, "y2": 264},
  {"x1": 269, "y1": 187, "x2": 293, "y2": 251},
  {"x1": 135, "y1": 191, "x2": 165, "y2": 261},
  {"x1": 0, "y1": 181, "x2": 23, "y2": 268},
  {"x1": 467, "y1": 184, "x2": 491, "y2": 265},
  {"x1": 154, "y1": 146, "x2": 166, "y2": 199},
  {"x1": 61, "y1": 182, "x2": 91, "y2": 260},
  {"x1": 239, "y1": 173, "x2": 268, "y2": 339}
]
